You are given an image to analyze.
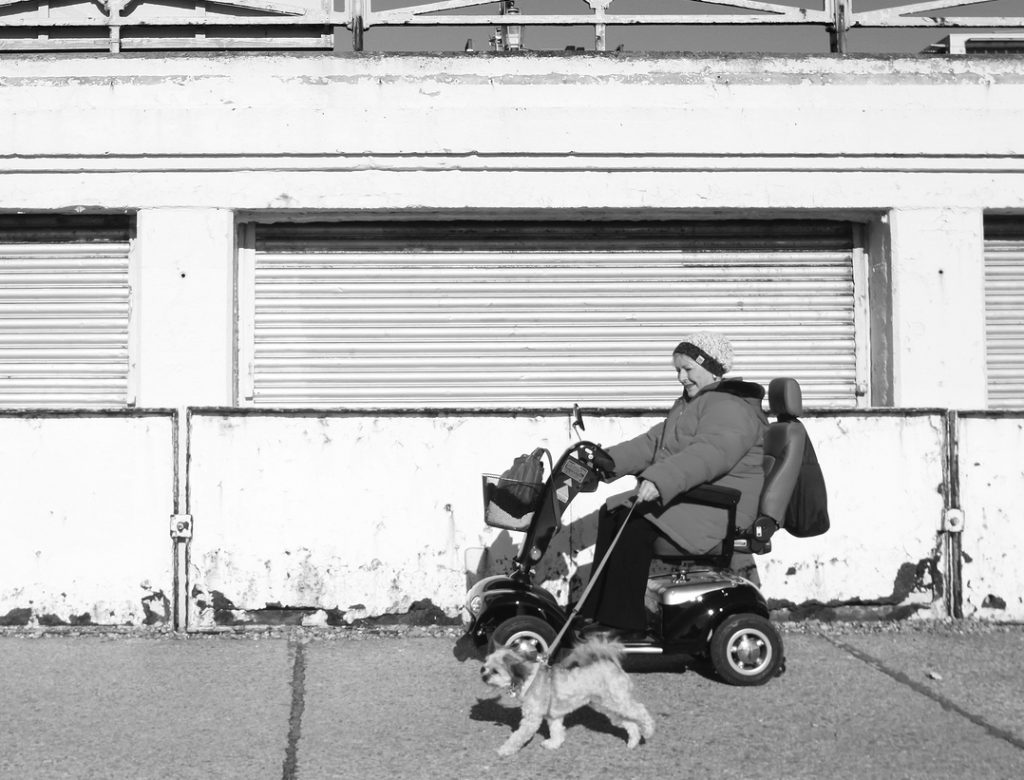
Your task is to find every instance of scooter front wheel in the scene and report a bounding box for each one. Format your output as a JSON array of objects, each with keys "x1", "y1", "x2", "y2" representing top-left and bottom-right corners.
[
  {"x1": 488, "y1": 615, "x2": 557, "y2": 656},
  {"x1": 709, "y1": 613, "x2": 784, "y2": 686}
]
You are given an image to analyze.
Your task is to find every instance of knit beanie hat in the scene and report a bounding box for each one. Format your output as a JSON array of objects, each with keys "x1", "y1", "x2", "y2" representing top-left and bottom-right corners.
[{"x1": 673, "y1": 332, "x2": 734, "y2": 377}]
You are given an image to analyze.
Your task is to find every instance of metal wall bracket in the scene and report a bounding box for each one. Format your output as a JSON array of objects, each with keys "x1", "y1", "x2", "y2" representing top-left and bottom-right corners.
[
  {"x1": 942, "y1": 508, "x2": 965, "y2": 533},
  {"x1": 170, "y1": 514, "x2": 193, "y2": 539}
]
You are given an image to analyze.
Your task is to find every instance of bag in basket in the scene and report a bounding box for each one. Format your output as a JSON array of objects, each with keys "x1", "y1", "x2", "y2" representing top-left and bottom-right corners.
[{"x1": 490, "y1": 447, "x2": 548, "y2": 518}]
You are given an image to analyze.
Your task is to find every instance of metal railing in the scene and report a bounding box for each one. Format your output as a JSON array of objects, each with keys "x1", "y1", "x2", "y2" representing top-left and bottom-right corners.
[
  {"x1": 0, "y1": 0, "x2": 337, "y2": 53},
  {"x1": 352, "y1": 0, "x2": 1024, "y2": 53},
  {"x1": 1, "y1": 0, "x2": 1024, "y2": 53},
  {"x1": 354, "y1": 0, "x2": 835, "y2": 51}
]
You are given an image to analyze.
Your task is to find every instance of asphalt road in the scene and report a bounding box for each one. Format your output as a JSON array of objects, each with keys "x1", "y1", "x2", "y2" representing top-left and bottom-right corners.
[{"x1": 1, "y1": 622, "x2": 1023, "y2": 779}]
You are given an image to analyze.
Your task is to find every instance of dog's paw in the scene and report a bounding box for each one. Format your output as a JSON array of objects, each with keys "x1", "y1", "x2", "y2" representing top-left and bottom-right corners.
[
  {"x1": 540, "y1": 738, "x2": 563, "y2": 751},
  {"x1": 624, "y1": 724, "x2": 642, "y2": 749},
  {"x1": 497, "y1": 743, "x2": 519, "y2": 757}
]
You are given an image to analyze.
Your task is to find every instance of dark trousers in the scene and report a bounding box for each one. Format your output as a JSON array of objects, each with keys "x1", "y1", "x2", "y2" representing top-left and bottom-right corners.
[
  {"x1": 578, "y1": 506, "x2": 763, "y2": 631},
  {"x1": 579, "y1": 506, "x2": 658, "y2": 631}
]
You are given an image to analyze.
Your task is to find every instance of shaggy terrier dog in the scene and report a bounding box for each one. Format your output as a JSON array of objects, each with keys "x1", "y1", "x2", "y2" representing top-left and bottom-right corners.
[{"x1": 480, "y1": 636, "x2": 655, "y2": 756}]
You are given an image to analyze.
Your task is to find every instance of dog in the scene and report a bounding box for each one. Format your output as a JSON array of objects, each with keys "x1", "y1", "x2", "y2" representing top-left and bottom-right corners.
[{"x1": 480, "y1": 636, "x2": 655, "y2": 756}]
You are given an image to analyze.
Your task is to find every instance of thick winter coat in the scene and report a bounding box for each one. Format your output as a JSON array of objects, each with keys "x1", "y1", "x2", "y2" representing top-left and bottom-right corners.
[{"x1": 604, "y1": 379, "x2": 768, "y2": 554}]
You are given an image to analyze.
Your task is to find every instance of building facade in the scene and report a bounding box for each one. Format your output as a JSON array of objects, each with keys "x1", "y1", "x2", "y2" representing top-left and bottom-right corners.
[{"x1": 1, "y1": 51, "x2": 1023, "y2": 627}]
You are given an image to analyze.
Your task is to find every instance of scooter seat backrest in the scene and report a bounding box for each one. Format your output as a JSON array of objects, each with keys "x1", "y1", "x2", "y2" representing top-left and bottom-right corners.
[
  {"x1": 769, "y1": 375, "x2": 803, "y2": 418},
  {"x1": 759, "y1": 378, "x2": 807, "y2": 525}
]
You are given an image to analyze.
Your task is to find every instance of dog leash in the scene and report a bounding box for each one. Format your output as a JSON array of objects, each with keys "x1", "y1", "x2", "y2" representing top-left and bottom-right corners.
[{"x1": 542, "y1": 499, "x2": 641, "y2": 664}]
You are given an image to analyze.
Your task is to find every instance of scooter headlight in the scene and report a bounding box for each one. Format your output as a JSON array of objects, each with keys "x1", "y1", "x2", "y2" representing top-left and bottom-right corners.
[{"x1": 468, "y1": 595, "x2": 484, "y2": 616}]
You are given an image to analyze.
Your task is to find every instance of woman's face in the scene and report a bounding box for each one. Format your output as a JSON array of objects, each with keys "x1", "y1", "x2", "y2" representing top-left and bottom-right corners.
[{"x1": 674, "y1": 353, "x2": 718, "y2": 398}]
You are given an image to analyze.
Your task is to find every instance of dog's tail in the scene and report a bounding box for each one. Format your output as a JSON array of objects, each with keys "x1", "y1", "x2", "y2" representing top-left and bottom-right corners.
[{"x1": 560, "y1": 635, "x2": 625, "y2": 670}]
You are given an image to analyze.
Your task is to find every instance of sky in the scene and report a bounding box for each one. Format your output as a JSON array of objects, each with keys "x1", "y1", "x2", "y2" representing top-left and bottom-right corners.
[{"x1": 335, "y1": 0, "x2": 1024, "y2": 54}]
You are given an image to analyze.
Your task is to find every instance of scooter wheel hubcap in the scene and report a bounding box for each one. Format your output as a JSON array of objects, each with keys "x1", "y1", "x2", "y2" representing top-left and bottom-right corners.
[
  {"x1": 729, "y1": 630, "x2": 770, "y2": 672},
  {"x1": 507, "y1": 633, "x2": 548, "y2": 654}
]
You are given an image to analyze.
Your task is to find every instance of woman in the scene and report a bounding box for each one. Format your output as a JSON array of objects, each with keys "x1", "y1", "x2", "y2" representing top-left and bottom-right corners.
[{"x1": 580, "y1": 332, "x2": 767, "y2": 641}]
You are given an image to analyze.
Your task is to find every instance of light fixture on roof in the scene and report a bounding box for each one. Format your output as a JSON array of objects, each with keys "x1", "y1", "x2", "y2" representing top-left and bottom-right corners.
[
  {"x1": 491, "y1": 0, "x2": 523, "y2": 52},
  {"x1": 503, "y1": 1, "x2": 523, "y2": 51}
]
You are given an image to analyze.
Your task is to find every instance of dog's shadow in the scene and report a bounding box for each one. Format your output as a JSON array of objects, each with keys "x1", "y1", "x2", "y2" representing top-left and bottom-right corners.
[
  {"x1": 452, "y1": 632, "x2": 483, "y2": 663},
  {"x1": 470, "y1": 697, "x2": 628, "y2": 742}
]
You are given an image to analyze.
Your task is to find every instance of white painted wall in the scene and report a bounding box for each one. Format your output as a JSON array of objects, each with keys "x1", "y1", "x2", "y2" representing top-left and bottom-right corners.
[
  {"x1": 887, "y1": 208, "x2": 988, "y2": 408},
  {"x1": 1, "y1": 409, "x2": 1019, "y2": 625},
  {"x1": 186, "y1": 413, "x2": 576, "y2": 626},
  {"x1": 957, "y1": 415, "x2": 1024, "y2": 620},
  {"x1": 0, "y1": 415, "x2": 175, "y2": 625},
  {"x1": 135, "y1": 209, "x2": 235, "y2": 408},
  {"x1": 758, "y1": 415, "x2": 948, "y2": 616},
  {"x1": 186, "y1": 411, "x2": 953, "y2": 624},
  {"x1": 2, "y1": 56, "x2": 1024, "y2": 213}
]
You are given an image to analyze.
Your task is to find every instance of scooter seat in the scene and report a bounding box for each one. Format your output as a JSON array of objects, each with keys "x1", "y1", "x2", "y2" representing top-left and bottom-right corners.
[
  {"x1": 652, "y1": 535, "x2": 688, "y2": 558},
  {"x1": 651, "y1": 534, "x2": 723, "y2": 562}
]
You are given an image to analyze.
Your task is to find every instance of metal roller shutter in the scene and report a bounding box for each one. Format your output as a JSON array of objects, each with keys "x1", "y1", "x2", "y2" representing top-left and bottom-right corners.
[
  {"x1": 244, "y1": 220, "x2": 862, "y2": 409},
  {"x1": 985, "y1": 217, "x2": 1024, "y2": 408},
  {"x1": 0, "y1": 217, "x2": 131, "y2": 408}
]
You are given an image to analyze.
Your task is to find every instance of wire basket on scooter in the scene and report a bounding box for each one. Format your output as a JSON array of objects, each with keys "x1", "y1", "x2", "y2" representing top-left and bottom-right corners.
[{"x1": 481, "y1": 474, "x2": 545, "y2": 532}]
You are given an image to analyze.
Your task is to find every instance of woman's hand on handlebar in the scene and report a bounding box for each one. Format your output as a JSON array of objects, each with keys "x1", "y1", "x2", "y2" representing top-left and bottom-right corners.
[
  {"x1": 636, "y1": 479, "x2": 661, "y2": 503},
  {"x1": 589, "y1": 446, "x2": 615, "y2": 479}
]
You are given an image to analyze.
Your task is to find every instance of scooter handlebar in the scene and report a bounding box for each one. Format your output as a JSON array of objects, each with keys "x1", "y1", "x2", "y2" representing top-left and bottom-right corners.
[
  {"x1": 571, "y1": 441, "x2": 615, "y2": 480},
  {"x1": 590, "y1": 446, "x2": 616, "y2": 478}
]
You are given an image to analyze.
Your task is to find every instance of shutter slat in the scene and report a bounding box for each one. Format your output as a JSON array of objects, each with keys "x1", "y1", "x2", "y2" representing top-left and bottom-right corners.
[
  {"x1": 0, "y1": 237, "x2": 130, "y2": 408},
  {"x1": 250, "y1": 222, "x2": 858, "y2": 409},
  {"x1": 985, "y1": 230, "x2": 1024, "y2": 408}
]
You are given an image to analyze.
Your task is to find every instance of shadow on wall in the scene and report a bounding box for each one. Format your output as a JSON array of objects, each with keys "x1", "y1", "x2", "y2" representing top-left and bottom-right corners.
[
  {"x1": 466, "y1": 508, "x2": 951, "y2": 623},
  {"x1": 467, "y1": 505, "x2": 751, "y2": 605},
  {"x1": 466, "y1": 507, "x2": 605, "y2": 602}
]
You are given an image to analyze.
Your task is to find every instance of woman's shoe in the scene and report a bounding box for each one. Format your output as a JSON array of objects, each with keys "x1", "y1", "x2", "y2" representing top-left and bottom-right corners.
[{"x1": 578, "y1": 621, "x2": 616, "y2": 638}]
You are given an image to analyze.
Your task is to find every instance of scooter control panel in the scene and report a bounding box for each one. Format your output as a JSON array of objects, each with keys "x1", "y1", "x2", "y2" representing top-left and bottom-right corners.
[{"x1": 560, "y1": 457, "x2": 590, "y2": 484}]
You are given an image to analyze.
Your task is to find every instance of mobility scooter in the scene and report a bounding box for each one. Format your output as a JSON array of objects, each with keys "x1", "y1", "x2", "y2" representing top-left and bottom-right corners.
[{"x1": 463, "y1": 378, "x2": 809, "y2": 686}]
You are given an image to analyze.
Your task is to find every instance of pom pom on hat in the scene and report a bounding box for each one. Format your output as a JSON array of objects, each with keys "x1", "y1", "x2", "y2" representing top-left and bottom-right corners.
[{"x1": 673, "y1": 332, "x2": 734, "y2": 376}]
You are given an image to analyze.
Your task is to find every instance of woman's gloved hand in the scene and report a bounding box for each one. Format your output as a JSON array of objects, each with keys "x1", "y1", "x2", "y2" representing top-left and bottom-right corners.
[
  {"x1": 590, "y1": 447, "x2": 616, "y2": 479},
  {"x1": 636, "y1": 479, "x2": 661, "y2": 504}
]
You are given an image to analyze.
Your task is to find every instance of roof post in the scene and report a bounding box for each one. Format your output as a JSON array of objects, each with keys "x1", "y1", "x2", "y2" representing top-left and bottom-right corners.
[
  {"x1": 828, "y1": 0, "x2": 849, "y2": 54},
  {"x1": 352, "y1": 0, "x2": 365, "y2": 52}
]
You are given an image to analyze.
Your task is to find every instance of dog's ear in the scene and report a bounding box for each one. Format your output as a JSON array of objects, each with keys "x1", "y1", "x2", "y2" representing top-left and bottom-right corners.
[{"x1": 509, "y1": 659, "x2": 533, "y2": 684}]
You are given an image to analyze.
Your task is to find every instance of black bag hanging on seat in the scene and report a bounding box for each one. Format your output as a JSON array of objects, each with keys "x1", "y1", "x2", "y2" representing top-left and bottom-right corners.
[{"x1": 782, "y1": 436, "x2": 830, "y2": 538}]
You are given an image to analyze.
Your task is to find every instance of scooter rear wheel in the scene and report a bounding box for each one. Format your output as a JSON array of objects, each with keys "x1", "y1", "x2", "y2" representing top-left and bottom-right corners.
[
  {"x1": 709, "y1": 613, "x2": 784, "y2": 686},
  {"x1": 488, "y1": 615, "x2": 557, "y2": 656}
]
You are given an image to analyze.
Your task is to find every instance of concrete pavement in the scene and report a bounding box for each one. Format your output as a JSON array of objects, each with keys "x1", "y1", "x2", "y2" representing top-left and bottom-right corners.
[{"x1": 1, "y1": 622, "x2": 1023, "y2": 779}]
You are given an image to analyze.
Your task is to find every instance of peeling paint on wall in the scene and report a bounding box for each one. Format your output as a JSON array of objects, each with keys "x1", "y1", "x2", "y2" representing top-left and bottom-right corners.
[
  {"x1": 141, "y1": 587, "x2": 170, "y2": 626},
  {"x1": 5, "y1": 409, "x2": 1022, "y2": 626},
  {"x1": 0, "y1": 608, "x2": 94, "y2": 627},
  {"x1": 0, "y1": 608, "x2": 32, "y2": 627},
  {"x1": 957, "y1": 415, "x2": 1024, "y2": 621},
  {"x1": 190, "y1": 586, "x2": 459, "y2": 629},
  {"x1": 757, "y1": 415, "x2": 948, "y2": 618},
  {"x1": 186, "y1": 411, "x2": 960, "y2": 624},
  {"x1": 0, "y1": 415, "x2": 175, "y2": 625}
]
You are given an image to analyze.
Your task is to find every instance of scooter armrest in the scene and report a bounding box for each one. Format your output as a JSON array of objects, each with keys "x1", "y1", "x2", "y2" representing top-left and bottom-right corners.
[{"x1": 675, "y1": 483, "x2": 742, "y2": 509}]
